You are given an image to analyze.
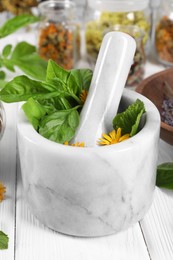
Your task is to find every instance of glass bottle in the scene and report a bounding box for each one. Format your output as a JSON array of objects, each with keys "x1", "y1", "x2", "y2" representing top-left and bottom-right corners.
[
  {"x1": 37, "y1": 0, "x2": 80, "y2": 70},
  {"x1": 84, "y1": 0, "x2": 150, "y2": 69},
  {"x1": 104, "y1": 25, "x2": 146, "y2": 87},
  {"x1": 0, "y1": 102, "x2": 5, "y2": 140},
  {"x1": 155, "y1": 0, "x2": 173, "y2": 66}
]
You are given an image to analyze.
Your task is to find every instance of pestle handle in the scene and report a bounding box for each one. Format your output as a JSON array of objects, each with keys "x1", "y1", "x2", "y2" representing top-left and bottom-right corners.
[{"x1": 73, "y1": 31, "x2": 136, "y2": 146}]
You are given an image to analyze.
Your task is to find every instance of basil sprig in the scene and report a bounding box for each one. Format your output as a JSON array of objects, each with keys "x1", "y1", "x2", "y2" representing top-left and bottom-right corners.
[
  {"x1": 0, "y1": 59, "x2": 92, "y2": 143},
  {"x1": 0, "y1": 14, "x2": 47, "y2": 81},
  {"x1": 0, "y1": 42, "x2": 47, "y2": 81}
]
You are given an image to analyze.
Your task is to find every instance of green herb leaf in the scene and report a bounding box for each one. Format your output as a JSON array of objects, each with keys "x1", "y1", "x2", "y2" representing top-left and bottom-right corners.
[
  {"x1": 0, "y1": 75, "x2": 62, "y2": 102},
  {"x1": 130, "y1": 108, "x2": 144, "y2": 137},
  {"x1": 11, "y1": 41, "x2": 36, "y2": 59},
  {"x1": 2, "y1": 44, "x2": 12, "y2": 58},
  {"x1": 39, "y1": 96, "x2": 71, "y2": 111},
  {"x1": 0, "y1": 42, "x2": 47, "y2": 79},
  {"x1": 13, "y1": 53, "x2": 48, "y2": 81},
  {"x1": 0, "y1": 71, "x2": 6, "y2": 80},
  {"x1": 22, "y1": 98, "x2": 47, "y2": 130},
  {"x1": 44, "y1": 77, "x2": 66, "y2": 92},
  {"x1": 68, "y1": 68, "x2": 93, "y2": 95},
  {"x1": 45, "y1": 60, "x2": 92, "y2": 105},
  {"x1": 0, "y1": 14, "x2": 40, "y2": 38},
  {"x1": 2, "y1": 59, "x2": 15, "y2": 72},
  {"x1": 0, "y1": 231, "x2": 9, "y2": 250},
  {"x1": 46, "y1": 60, "x2": 69, "y2": 84},
  {"x1": 39, "y1": 108, "x2": 80, "y2": 143},
  {"x1": 156, "y1": 163, "x2": 173, "y2": 189},
  {"x1": 0, "y1": 79, "x2": 7, "y2": 89},
  {"x1": 58, "y1": 97, "x2": 72, "y2": 110},
  {"x1": 9, "y1": 42, "x2": 47, "y2": 80},
  {"x1": 113, "y1": 99, "x2": 145, "y2": 136}
]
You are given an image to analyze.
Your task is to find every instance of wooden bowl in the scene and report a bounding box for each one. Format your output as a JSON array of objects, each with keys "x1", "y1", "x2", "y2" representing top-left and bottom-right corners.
[{"x1": 136, "y1": 68, "x2": 173, "y2": 145}]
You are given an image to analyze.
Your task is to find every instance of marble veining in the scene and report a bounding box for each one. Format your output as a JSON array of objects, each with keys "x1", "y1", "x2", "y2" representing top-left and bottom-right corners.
[{"x1": 17, "y1": 89, "x2": 160, "y2": 237}]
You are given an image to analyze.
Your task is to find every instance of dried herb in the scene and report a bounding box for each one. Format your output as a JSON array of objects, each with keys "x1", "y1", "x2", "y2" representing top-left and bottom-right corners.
[
  {"x1": 1, "y1": 0, "x2": 38, "y2": 15},
  {"x1": 155, "y1": 16, "x2": 173, "y2": 63},
  {"x1": 161, "y1": 99, "x2": 173, "y2": 126},
  {"x1": 38, "y1": 23, "x2": 76, "y2": 70},
  {"x1": 161, "y1": 81, "x2": 173, "y2": 126}
]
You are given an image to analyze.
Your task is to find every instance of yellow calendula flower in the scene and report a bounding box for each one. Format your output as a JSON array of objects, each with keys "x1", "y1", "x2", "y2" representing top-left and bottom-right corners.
[
  {"x1": 64, "y1": 141, "x2": 85, "y2": 147},
  {"x1": 0, "y1": 182, "x2": 6, "y2": 202},
  {"x1": 80, "y1": 90, "x2": 88, "y2": 104},
  {"x1": 98, "y1": 128, "x2": 130, "y2": 145}
]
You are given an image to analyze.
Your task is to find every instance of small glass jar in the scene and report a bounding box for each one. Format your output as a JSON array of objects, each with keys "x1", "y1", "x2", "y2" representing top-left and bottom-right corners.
[
  {"x1": 0, "y1": 102, "x2": 5, "y2": 140},
  {"x1": 155, "y1": 0, "x2": 173, "y2": 66},
  {"x1": 37, "y1": 0, "x2": 80, "y2": 70},
  {"x1": 85, "y1": 0, "x2": 150, "y2": 68}
]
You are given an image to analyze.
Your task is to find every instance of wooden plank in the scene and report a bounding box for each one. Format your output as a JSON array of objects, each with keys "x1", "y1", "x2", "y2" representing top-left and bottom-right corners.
[
  {"x1": 140, "y1": 140, "x2": 173, "y2": 260},
  {"x1": 141, "y1": 188, "x2": 173, "y2": 260},
  {"x1": 0, "y1": 103, "x2": 17, "y2": 259}
]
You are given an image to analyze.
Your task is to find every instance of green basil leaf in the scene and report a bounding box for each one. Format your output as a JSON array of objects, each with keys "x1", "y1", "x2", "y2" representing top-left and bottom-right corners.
[
  {"x1": 0, "y1": 231, "x2": 9, "y2": 250},
  {"x1": 0, "y1": 75, "x2": 61, "y2": 102},
  {"x1": 8, "y1": 42, "x2": 47, "y2": 80},
  {"x1": 113, "y1": 99, "x2": 145, "y2": 136},
  {"x1": 130, "y1": 108, "x2": 144, "y2": 137},
  {"x1": 0, "y1": 79, "x2": 7, "y2": 89},
  {"x1": 38, "y1": 96, "x2": 69, "y2": 111},
  {"x1": 11, "y1": 42, "x2": 36, "y2": 59},
  {"x1": 22, "y1": 98, "x2": 47, "y2": 130},
  {"x1": 13, "y1": 54, "x2": 47, "y2": 81},
  {"x1": 45, "y1": 60, "x2": 92, "y2": 105},
  {"x1": 0, "y1": 71, "x2": 6, "y2": 80},
  {"x1": 68, "y1": 68, "x2": 93, "y2": 95},
  {"x1": 58, "y1": 97, "x2": 72, "y2": 110},
  {"x1": 38, "y1": 95, "x2": 72, "y2": 111},
  {"x1": 2, "y1": 44, "x2": 12, "y2": 58},
  {"x1": 39, "y1": 108, "x2": 80, "y2": 143},
  {"x1": 45, "y1": 77, "x2": 66, "y2": 92},
  {"x1": 0, "y1": 14, "x2": 40, "y2": 38},
  {"x1": 46, "y1": 60, "x2": 69, "y2": 84},
  {"x1": 156, "y1": 163, "x2": 173, "y2": 189},
  {"x1": 2, "y1": 59, "x2": 15, "y2": 72}
]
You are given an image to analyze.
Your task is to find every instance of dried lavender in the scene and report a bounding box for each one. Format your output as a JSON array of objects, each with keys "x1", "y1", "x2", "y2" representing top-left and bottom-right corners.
[{"x1": 161, "y1": 98, "x2": 173, "y2": 126}]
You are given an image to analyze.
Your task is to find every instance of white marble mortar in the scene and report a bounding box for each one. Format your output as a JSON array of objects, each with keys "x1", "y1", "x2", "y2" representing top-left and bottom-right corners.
[{"x1": 17, "y1": 89, "x2": 160, "y2": 237}]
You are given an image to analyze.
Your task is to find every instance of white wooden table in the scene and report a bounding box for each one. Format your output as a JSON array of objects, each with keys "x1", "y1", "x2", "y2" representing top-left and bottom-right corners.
[{"x1": 0, "y1": 33, "x2": 173, "y2": 260}]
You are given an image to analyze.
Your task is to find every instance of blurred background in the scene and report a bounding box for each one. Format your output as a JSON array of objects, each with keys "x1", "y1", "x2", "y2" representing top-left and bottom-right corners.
[{"x1": 0, "y1": 0, "x2": 172, "y2": 87}]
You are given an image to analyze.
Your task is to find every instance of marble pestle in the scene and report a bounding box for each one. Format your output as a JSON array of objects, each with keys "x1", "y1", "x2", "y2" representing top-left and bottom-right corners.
[{"x1": 72, "y1": 31, "x2": 136, "y2": 146}]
